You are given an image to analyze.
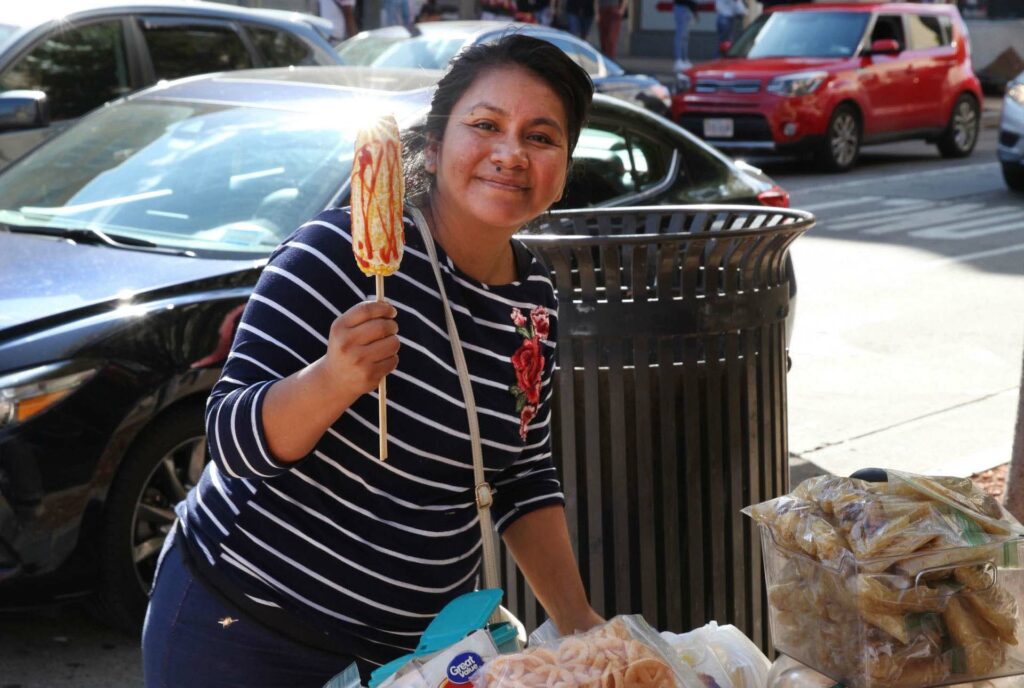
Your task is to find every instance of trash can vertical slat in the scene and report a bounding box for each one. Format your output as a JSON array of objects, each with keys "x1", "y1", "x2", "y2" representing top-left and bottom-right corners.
[
  {"x1": 574, "y1": 243, "x2": 606, "y2": 616},
  {"x1": 633, "y1": 338, "x2": 658, "y2": 623},
  {"x1": 602, "y1": 243, "x2": 633, "y2": 614},
  {"x1": 742, "y1": 325, "x2": 766, "y2": 649},
  {"x1": 704, "y1": 337, "x2": 728, "y2": 624},
  {"x1": 681, "y1": 335, "x2": 704, "y2": 630},
  {"x1": 724, "y1": 332, "x2": 747, "y2": 630},
  {"x1": 660, "y1": 334, "x2": 684, "y2": 630}
]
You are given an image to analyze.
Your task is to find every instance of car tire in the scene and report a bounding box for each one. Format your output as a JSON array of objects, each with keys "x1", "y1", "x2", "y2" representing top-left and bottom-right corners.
[
  {"x1": 1002, "y1": 162, "x2": 1024, "y2": 192},
  {"x1": 937, "y1": 94, "x2": 979, "y2": 158},
  {"x1": 816, "y1": 104, "x2": 860, "y2": 173},
  {"x1": 91, "y1": 403, "x2": 207, "y2": 634}
]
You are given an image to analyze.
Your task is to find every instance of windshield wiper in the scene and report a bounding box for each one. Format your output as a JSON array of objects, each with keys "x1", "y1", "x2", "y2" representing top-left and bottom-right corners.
[{"x1": 2, "y1": 224, "x2": 195, "y2": 256}]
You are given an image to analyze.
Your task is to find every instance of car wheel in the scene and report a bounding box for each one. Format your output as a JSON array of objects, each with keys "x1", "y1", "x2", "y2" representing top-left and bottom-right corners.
[
  {"x1": 92, "y1": 403, "x2": 206, "y2": 633},
  {"x1": 1002, "y1": 162, "x2": 1024, "y2": 192},
  {"x1": 817, "y1": 105, "x2": 860, "y2": 173},
  {"x1": 937, "y1": 94, "x2": 979, "y2": 158}
]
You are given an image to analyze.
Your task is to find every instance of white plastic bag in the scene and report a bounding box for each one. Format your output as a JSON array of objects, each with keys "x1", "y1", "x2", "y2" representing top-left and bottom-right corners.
[{"x1": 660, "y1": 622, "x2": 770, "y2": 688}]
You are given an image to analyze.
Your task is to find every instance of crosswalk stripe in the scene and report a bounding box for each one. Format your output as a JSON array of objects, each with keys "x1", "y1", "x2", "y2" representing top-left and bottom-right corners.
[
  {"x1": 796, "y1": 162, "x2": 999, "y2": 194},
  {"x1": 911, "y1": 215, "x2": 1024, "y2": 240},
  {"x1": 915, "y1": 236, "x2": 1024, "y2": 271},
  {"x1": 798, "y1": 196, "x2": 881, "y2": 213},
  {"x1": 861, "y1": 203, "x2": 996, "y2": 236},
  {"x1": 823, "y1": 200, "x2": 933, "y2": 231}
]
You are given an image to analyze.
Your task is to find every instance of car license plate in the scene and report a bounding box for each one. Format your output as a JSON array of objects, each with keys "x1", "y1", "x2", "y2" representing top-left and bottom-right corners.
[{"x1": 703, "y1": 118, "x2": 734, "y2": 139}]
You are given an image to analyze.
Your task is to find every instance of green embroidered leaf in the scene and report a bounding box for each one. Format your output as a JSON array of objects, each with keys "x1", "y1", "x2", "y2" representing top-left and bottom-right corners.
[{"x1": 515, "y1": 326, "x2": 532, "y2": 339}]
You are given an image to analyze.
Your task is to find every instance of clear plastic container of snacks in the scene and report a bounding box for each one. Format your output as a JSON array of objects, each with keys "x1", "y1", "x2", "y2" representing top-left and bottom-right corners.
[{"x1": 747, "y1": 471, "x2": 1024, "y2": 688}]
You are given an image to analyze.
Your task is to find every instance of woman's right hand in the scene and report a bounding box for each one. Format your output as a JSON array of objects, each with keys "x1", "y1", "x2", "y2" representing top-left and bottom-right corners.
[
  {"x1": 261, "y1": 301, "x2": 399, "y2": 463},
  {"x1": 322, "y1": 300, "x2": 400, "y2": 398}
]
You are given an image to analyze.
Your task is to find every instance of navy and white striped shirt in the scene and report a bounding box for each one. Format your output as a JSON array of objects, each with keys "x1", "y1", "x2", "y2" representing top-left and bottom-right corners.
[{"x1": 177, "y1": 207, "x2": 563, "y2": 667}]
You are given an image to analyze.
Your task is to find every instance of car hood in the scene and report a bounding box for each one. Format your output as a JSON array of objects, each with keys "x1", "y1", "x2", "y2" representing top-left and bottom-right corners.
[
  {"x1": 0, "y1": 233, "x2": 261, "y2": 333},
  {"x1": 688, "y1": 56, "x2": 848, "y2": 79}
]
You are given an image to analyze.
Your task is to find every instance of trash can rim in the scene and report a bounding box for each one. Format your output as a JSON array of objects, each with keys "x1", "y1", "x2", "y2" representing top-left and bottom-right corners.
[
  {"x1": 544, "y1": 203, "x2": 815, "y2": 223},
  {"x1": 518, "y1": 204, "x2": 815, "y2": 243}
]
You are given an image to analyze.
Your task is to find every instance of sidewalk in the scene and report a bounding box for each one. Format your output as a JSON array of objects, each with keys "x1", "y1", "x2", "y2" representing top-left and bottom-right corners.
[{"x1": 615, "y1": 55, "x2": 1005, "y2": 129}]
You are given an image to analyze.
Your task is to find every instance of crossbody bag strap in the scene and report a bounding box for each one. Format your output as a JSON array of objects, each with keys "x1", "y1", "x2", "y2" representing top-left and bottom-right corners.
[{"x1": 408, "y1": 206, "x2": 502, "y2": 593}]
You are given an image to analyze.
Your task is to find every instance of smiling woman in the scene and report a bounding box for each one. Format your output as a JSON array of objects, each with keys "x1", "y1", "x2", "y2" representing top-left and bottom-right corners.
[{"x1": 142, "y1": 34, "x2": 600, "y2": 688}]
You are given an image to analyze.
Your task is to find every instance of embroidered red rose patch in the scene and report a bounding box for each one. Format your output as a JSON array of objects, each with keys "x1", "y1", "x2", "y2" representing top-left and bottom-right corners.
[{"x1": 509, "y1": 306, "x2": 549, "y2": 440}]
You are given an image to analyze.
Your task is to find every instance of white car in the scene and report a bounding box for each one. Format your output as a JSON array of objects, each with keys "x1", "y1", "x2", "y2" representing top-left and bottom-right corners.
[
  {"x1": 999, "y1": 70, "x2": 1024, "y2": 192},
  {"x1": 337, "y1": 21, "x2": 672, "y2": 116}
]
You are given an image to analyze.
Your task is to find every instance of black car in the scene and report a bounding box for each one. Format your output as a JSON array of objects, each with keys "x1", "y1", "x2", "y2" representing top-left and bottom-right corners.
[
  {"x1": 337, "y1": 21, "x2": 674, "y2": 117},
  {"x1": 0, "y1": 65, "x2": 788, "y2": 632},
  {"x1": 0, "y1": 0, "x2": 342, "y2": 170}
]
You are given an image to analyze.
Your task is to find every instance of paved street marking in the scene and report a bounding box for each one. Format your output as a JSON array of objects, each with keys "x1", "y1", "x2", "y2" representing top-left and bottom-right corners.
[
  {"x1": 911, "y1": 213, "x2": 1024, "y2": 240},
  {"x1": 799, "y1": 196, "x2": 881, "y2": 213},
  {"x1": 915, "y1": 238, "x2": 1024, "y2": 271},
  {"x1": 861, "y1": 203, "x2": 1012, "y2": 236},
  {"x1": 796, "y1": 162, "x2": 999, "y2": 194},
  {"x1": 822, "y1": 199, "x2": 933, "y2": 230}
]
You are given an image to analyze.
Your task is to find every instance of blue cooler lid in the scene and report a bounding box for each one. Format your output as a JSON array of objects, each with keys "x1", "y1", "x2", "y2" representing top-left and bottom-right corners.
[{"x1": 368, "y1": 589, "x2": 504, "y2": 688}]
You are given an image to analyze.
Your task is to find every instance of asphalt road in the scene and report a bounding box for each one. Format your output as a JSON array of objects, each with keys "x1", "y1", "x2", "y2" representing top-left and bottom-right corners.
[{"x1": 2, "y1": 129, "x2": 1023, "y2": 687}]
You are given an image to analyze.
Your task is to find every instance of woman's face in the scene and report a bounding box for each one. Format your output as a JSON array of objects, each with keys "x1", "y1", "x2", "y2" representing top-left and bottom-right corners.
[{"x1": 427, "y1": 66, "x2": 570, "y2": 236}]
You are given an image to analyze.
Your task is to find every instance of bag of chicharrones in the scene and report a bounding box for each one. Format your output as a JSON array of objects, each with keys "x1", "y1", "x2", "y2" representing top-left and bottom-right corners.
[{"x1": 472, "y1": 615, "x2": 707, "y2": 688}]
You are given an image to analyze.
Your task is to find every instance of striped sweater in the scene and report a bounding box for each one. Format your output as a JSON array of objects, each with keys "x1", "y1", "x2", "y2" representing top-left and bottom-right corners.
[{"x1": 177, "y1": 207, "x2": 563, "y2": 667}]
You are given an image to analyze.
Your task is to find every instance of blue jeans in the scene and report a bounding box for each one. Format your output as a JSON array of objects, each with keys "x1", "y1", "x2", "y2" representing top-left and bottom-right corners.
[
  {"x1": 716, "y1": 13, "x2": 737, "y2": 53},
  {"x1": 673, "y1": 5, "x2": 694, "y2": 62},
  {"x1": 383, "y1": 0, "x2": 410, "y2": 26},
  {"x1": 566, "y1": 13, "x2": 593, "y2": 40},
  {"x1": 142, "y1": 533, "x2": 356, "y2": 688}
]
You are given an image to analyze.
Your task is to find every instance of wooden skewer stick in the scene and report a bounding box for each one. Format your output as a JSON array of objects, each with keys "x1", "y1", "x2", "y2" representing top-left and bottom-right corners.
[{"x1": 377, "y1": 274, "x2": 388, "y2": 461}]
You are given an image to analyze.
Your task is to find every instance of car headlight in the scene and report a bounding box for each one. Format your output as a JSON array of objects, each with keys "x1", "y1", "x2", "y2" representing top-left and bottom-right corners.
[
  {"x1": 650, "y1": 83, "x2": 672, "y2": 110},
  {"x1": 766, "y1": 71, "x2": 828, "y2": 97},
  {"x1": 1008, "y1": 82, "x2": 1024, "y2": 106},
  {"x1": 674, "y1": 74, "x2": 692, "y2": 94},
  {"x1": 0, "y1": 362, "x2": 98, "y2": 428}
]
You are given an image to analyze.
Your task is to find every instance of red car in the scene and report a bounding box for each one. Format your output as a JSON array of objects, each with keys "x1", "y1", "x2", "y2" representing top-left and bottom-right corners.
[{"x1": 670, "y1": 3, "x2": 983, "y2": 172}]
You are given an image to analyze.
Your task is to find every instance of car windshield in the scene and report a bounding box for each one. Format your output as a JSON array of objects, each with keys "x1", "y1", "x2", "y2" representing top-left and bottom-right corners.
[
  {"x1": 0, "y1": 24, "x2": 18, "y2": 50},
  {"x1": 728, "y1": 11, "x2": 869, "y2": 59},
  {"x1": 0, "y1": 100, "x2": 357, "y2": 256},
  {"x1": 337, "y1": 33, "x2": 466, "y2": 69}
]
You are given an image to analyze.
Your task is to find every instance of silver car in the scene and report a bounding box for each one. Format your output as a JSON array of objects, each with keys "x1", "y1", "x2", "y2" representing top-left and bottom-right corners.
[
  {"x1": 337, "y1": 21, "x2": 672, "y2": 116},
  {"x1": 0, "y1": 0, "x2": 342, "y2": 170},
  {"x1": 999, "y1": 70, "x2": 1024, "y2": 192}
]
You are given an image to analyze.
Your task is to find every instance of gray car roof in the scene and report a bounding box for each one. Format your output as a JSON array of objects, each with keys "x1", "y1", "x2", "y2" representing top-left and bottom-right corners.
[
  {"x1": 2, "y1": 0, "x2": 330, "y2": 32},
  {"x1": 132, "y1": 66, "x2": 444, "y2": 123}
]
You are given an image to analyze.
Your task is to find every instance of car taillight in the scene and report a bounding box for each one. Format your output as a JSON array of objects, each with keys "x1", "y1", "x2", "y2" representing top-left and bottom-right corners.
[{"x1": 758, "y1": 185, "x2": 790, "y2": 208}]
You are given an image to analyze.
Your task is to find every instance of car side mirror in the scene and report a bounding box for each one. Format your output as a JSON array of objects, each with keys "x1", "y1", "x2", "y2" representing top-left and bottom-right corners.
[
  {"x1": 868, "y1": 38, "x2": 900, "y2": 55},
  {"x1": 719, "y1": 40, "x2": 732, "y2": 55},
  {"x1": 0, "y1": 90, "x2": 50, "y2": 132}
]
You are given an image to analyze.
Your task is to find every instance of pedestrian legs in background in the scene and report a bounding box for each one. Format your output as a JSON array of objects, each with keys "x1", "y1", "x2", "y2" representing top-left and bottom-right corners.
[
  {"x1": 340, "y1": 0, "x2": 358, "y2": 37},
  {"x1": 382, "y1": 0, "x2": 411, "y2": 26},
  {"x1": 597, "y1": 2, "x2": 624, "y2": 58},
  {"x1": 566, "y1": 9, "x2": 593, "y2": 39},
  {"x1": 318, "y1": 0, "x2": 355, "y2": 43},
  {"x1": 715, "y1": 12, "x2": 736, "y2": 53},
  {"x1": 672, "y1": 4, "x2": 694, "y2": 72},
  {"x1": 593, "y1": 0, "x2": 622, "y2": 57}
]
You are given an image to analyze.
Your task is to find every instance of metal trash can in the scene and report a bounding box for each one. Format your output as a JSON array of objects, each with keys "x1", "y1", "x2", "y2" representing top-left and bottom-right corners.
[{"x1": 502, "y1": 205, "x2": 815, "y2": 650}]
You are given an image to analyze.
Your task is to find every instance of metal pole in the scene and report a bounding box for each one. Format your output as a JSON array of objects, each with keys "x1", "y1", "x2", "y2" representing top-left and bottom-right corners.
[{"x1": 1004, "y1": 344, "x2": 1024, "y2": 521}]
